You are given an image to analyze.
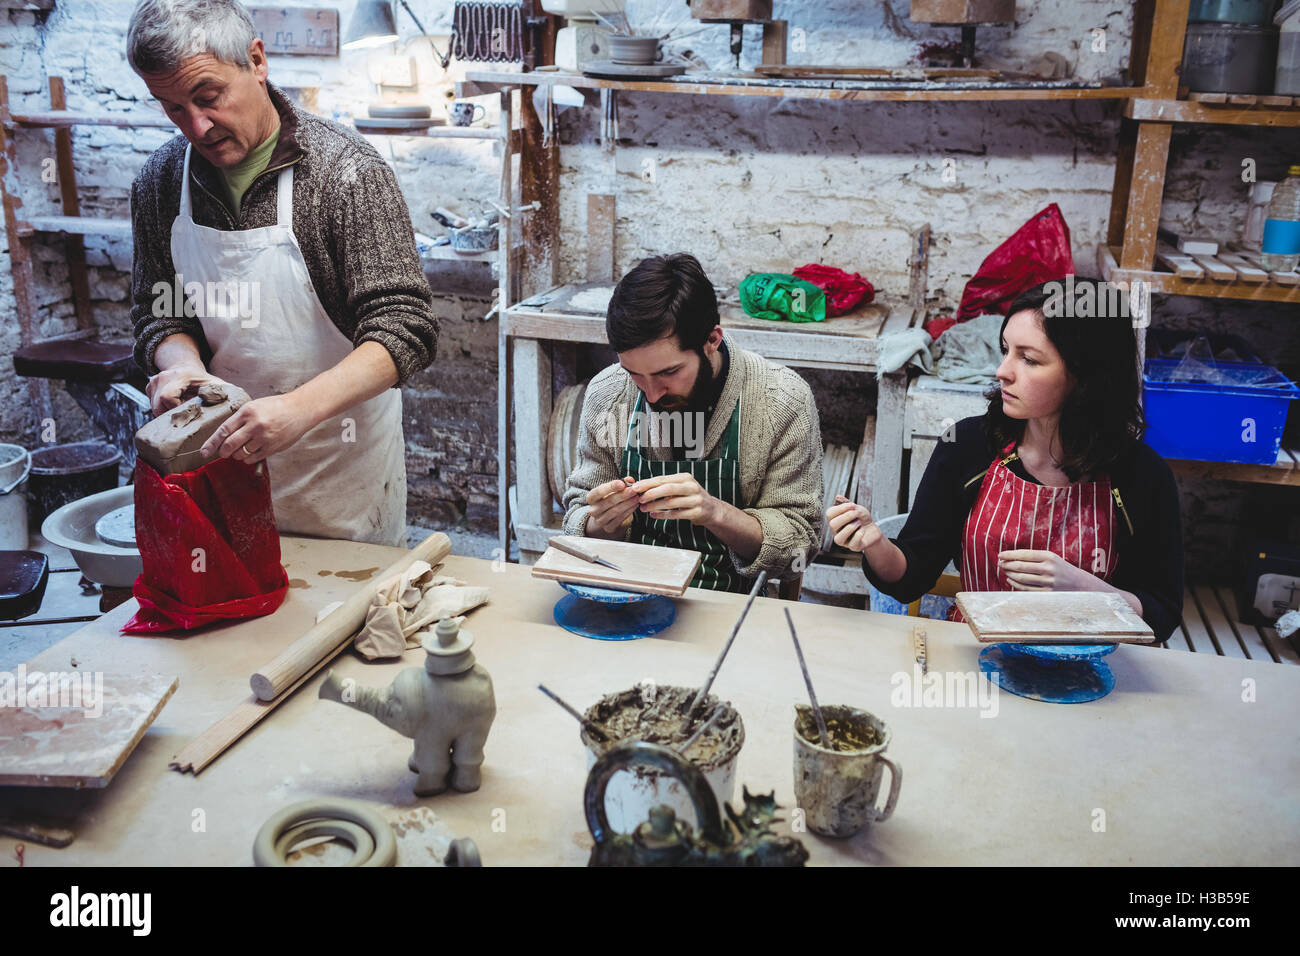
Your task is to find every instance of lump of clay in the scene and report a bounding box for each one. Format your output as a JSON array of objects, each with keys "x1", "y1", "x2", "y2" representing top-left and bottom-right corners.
[{"x1": 134, "y1": 382, "x2": 251, "y2": 475}]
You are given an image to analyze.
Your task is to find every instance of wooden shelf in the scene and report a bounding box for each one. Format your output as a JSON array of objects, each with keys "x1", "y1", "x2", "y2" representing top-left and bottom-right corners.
[
  {"x1": 353, "y1": 124, "x2": 503, "y2": 140},
  {"x1": 506, "y1": 283, "x2": 911, "y2": 372},
  {"x1": 1167, "y1": 448, "x2": 1300, "y2": 487},
  {"x1": 20, "y1": 215, "x2": 132, "y2": 241},
  {"x1": 1098, "y1": 245, "x2": 1300, "y2": 304},
  {"x1": 6, "y1": 110, "x2": 173, "y2": 129},
  {"x1": 464, "y1": 69, "x2": 1144, "y2": 103},
  {"x1": 1127, "y1": 98, "x2": 1300, "y2": 128}
]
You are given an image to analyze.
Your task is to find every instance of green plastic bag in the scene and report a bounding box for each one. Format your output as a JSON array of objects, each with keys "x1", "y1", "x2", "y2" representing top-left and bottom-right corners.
[{"x1": 739, "y1": 273, "x2": 827, "y2": 323}]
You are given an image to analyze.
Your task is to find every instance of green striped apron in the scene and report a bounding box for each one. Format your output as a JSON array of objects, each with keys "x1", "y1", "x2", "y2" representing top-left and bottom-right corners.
[{"x1": 621, "y1": 392, "x2": 748, "y2": 593}]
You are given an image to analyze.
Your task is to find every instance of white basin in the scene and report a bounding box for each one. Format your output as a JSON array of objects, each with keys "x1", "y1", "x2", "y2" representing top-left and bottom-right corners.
[{"x1": 41, "y1": 485, "x2": 142, "y2": 588}]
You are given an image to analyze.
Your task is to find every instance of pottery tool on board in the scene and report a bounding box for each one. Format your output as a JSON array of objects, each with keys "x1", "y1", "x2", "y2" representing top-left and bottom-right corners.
[
  {"x1": 532, "y1": 536, "x2": 702, "y2": 597},
  {"x1": 784, "y1": 608, "x2": 831, "y2": 750},
  {"x1": 677, "y1": 570, "x2": 768, "y2": 735},
  {"x1": 547, "y1": 535, "x2": 622, "y2": 571},
  {"x1": 912, "y1": 623, "x2": 928, "y2": 676},
  {"x1": 170, "y1": 533, "x2": 452, "y2": 774},
  {"x1": 957, "y1": 591, "x2": 1154, "y2": 704}
]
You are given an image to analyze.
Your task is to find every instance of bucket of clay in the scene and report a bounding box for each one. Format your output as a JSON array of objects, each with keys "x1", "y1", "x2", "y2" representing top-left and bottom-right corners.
[
  {"x1": 0, "y1": 444, "x2": 32, "y2": 549},
  {"x1": 581, "y1": 684, "x2": 744, "y2": 834},
  {"x1": 27, "y1": 441, "x2": 122, "y2": 527},
  {"x1": 793, "y1": 704, "x2": 902, "y2": 838}
]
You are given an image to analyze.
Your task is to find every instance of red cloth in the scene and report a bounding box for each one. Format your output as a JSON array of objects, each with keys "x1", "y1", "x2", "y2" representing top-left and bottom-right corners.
[
  {"x1": 122, "y1": 456, "x2": 287, "y2": 633},
  {"x1": 793, "y1": 264, "x2": 874, "y2": 316},
  {"x1": 955, "y1": 203, "x2": 1074, "y2": 322},
  {"x1": 924, "y1": 316, "x2": 958, "y2": 340}
]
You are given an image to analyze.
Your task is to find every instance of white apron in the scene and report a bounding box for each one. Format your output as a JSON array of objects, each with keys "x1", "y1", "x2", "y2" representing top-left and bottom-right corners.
[{"x1": 170, "y1": 145, "x2": 407, "y2": 546}]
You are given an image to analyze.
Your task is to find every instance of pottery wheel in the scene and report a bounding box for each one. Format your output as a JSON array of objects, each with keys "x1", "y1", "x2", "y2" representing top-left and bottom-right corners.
[
  {"x1": 582, "y1": 61, "x2": 688, "y2": 79},
  {"x1": 94, "y1": 504, "x2": 136, "y2": 549},
  {"x1": 978, "y1": 642, "x2": 1119, "y2": 704},
  {"x1": 354, "y1": 117, "x2": 445, "y2": 132},
  {"x1": 553, "y1": 581, "x2": 676, "y2": 641},
  {"x1": 367, "y1": 103, "x2": 432, "y2": 119}
]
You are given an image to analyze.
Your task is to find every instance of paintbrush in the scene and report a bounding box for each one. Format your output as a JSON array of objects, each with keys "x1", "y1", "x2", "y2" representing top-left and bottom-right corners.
[
  {"x1": 548, "y1": 535, "x2": 623, "y2": 572},
  {"x1": 538, "y1": 684, "x2": 610, "y2": 741},
  {"x1": 785, "y1": 608, "x2": 832, "y2": 749},
  {"x1": 678, "y1": 570, "x2": 768, "y2": 735}
]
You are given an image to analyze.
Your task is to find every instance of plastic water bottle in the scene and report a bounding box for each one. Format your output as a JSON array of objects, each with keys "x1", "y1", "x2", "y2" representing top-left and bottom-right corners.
[{"x1": 1261, "y1": 165, "x2": 1300, "y2": 273}]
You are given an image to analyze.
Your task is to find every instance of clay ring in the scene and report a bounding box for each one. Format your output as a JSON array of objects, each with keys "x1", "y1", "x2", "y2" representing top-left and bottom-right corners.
[
  {"x1": 253, "y1": 799, "x2": 397, "y2": 867},
  {"x1": 272, "y1": 819, "x2": 376, "y2": 866}
]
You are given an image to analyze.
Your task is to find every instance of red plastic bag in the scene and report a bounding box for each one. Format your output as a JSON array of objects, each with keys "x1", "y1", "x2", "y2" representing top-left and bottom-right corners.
[
  {"x1": 793, "y1": 264, "x2": 875, "y2": 317},
  {"x1": 955, "y1": 203, "x2": 1074, "y2": 322},
  {"x1": 122, "y1": 456, "x2": 288, "y2": 633}
]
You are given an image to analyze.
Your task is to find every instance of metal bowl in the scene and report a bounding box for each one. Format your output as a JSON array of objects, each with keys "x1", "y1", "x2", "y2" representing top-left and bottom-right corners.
[
  {"x1": 449, "y1": 225, "x2": 499, "y2": 255},
  {"x1": 41, "y1": 485, "x2": 142, "y2": 587}
]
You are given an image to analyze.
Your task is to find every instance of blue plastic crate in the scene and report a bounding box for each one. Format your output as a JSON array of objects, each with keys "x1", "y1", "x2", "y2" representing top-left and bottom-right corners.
[{"x1": 1143, "y1": 358, "x2": 1300, "y2": 465}]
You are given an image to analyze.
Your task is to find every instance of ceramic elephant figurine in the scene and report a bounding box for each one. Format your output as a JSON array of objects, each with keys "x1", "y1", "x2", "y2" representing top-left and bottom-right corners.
[{"x1": 320, "y1": 618, "x2": 495, "y2": 796}]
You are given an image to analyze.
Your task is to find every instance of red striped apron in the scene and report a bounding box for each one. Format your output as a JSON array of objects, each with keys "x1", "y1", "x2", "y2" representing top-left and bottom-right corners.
[{"x1": 951, "y1": 441, "x2": 1118, "y2": 623}]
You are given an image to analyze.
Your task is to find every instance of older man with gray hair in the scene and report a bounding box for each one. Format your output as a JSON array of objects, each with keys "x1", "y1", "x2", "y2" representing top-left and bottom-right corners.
[{"x1": 127, "y1": 0, "x2": 438, "y2": 546}]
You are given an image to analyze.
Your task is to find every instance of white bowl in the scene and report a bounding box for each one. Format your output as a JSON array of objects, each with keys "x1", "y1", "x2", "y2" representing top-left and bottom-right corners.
[{"x1": 41, "y1": 485, "x2": 142, "y2": 588}]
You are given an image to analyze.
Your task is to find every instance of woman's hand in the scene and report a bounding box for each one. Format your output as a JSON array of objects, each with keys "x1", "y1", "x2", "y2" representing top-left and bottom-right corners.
[
  {"x1": 998, "y1": 549, "x2": 1096, "y2": 591},
  {"x1": 199, "y1": 393, "x2": 316, "y2": 464},
  {"x1": 826, "y1": 494, "x2": 884, "y2": 553}
]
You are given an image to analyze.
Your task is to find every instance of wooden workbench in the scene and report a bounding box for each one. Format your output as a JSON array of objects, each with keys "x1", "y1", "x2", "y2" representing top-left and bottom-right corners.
[{"x1": 2, "y1": 536, "x2": 1297, "y2": 866}]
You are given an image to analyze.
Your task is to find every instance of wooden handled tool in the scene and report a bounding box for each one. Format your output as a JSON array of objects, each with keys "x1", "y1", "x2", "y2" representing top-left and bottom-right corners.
[
  {"x1": 249, "y1": 532, "x2": 452, "y2": 701},
  {"x1": 547, "y1": 535, "x2": 622, "y2": 572}
]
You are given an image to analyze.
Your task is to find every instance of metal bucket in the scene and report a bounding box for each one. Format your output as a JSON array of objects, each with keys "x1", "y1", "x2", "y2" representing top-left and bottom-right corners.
[
  {"x1": 27, "y1": 441, "x2": 122, "y2": 527},
  {"x1": 0, "y1": 444, "x2": 32, "y2": 549}
]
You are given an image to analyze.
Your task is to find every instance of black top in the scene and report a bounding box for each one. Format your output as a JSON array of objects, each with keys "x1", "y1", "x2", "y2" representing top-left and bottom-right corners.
[{"x1": 863, "y1": 415, "x2": 1184, "y2": 643}]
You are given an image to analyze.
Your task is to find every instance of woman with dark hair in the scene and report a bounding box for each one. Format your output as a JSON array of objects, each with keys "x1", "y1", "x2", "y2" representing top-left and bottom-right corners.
[{"x1": 827, "y1": 278, "x2": 1184, "y2": 641}]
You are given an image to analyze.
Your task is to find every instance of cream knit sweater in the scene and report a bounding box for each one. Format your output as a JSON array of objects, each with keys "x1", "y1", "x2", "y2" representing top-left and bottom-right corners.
[{"x1": 562, "y1": 334, "x2": 825, "y2": 578}]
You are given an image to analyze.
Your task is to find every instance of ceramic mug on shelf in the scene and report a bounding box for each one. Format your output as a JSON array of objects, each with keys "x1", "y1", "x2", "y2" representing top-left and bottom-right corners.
[{"x1": 449, "y1": 102, "x2": 486, "y2": 126}]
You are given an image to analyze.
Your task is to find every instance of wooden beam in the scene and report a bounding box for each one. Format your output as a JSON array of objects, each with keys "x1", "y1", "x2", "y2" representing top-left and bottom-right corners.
[
  {"x1": 761, "y1": 20, "x2": 788, "y2": 66},
  {"x1": 586, "y1": 194, "x2": 615, "y2": 284},
  {"x1": 1118, "y1": 122, "x2": 1171, "y2": 271},
  {"x1": 49, "y1": 77, "x2": 93, "y2": 333},
  {"x1": 1141, "y1": 0, "x2": 1189, "y2": 99}
]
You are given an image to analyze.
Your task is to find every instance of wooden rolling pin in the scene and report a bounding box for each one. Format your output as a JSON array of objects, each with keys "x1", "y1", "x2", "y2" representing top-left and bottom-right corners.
[{"x1": 249, "y1": 532, "x2": 451, "y2": 701}]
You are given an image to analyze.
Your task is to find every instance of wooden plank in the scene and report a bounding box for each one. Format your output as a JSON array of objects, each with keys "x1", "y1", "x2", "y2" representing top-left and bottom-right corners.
[
  {"x1": 1227, "y1": 94, "x2": 1257, "y2": 107},
  {"x1": 1181, "y1": 586, "x2": 1213, "y2": 653},
  {"x1": 850, "y1": 413, "x2": 876, "y2": 512},
  {"x1": 1118, "y1": 123, "x2": 1172, "y2": 271},
  {"x1": 1155, "y1": 241, "x2": 1204, "y2": 279},
  {"x1": 465, "y1": 70, "x2": 1146, "y2": 103},
  {"x1": 1258, "y1": 95, "x2": 1295, "y2": 108},
  {"x1": 1188, "y1": 253, "x2": 1237, "y2": 282},
  {"x1": 48, "y1": 77, "x2": 92, "y2": 332},
  {"x1": 1216, "y1": 251, "x2": 1269, "y2": 283},
  {"x1": 1188, "y1": 91, "x2": 1228, "y2": 105},
  {"x1": 0, "y1": 674, "x2": 177, "y2": 787},
  {"x1": 871, "y1": 371, "x2": 908, "y2": 519},
  {"x1": 1230, "y1": 249, "x2": 1300, "y2": 286},
  {"x1": 1218, "y1": 586, "x2": 1280, "y2": 663},
  {"x1": 586, "y1": 194, "x2": 615, "y2": 283},
  {"x1": 1260, "y1": 624, "x2": 1300, "y2": 666},
  {"x1": 1194, "y1": 585, "x2": 1249, "y2": 659},
  {"x1": 1142, "y1": 0, "x2": 1189, "y2": 100},
  {"x1": 760, "y1": 19, "x2": 788, "y2": 66},
  {"x1": 1107, "y1": 120, "x2": 1139, "y2": 249},
  {"x1": 24, "y1": 215, "x2": 132, "y2": 240},
  {"x1": 530, "y1": 537, "x2": 703, "y2": 596},
  {"x1": 956, "y1": 591, "x2": 1155, "y2": 644},
  {"x1": 1166, "y1": 456, "x2": 1300, "y2": 487},
  {"x1": 8, "y1": 109, "x2": 173, "y2": 128},
  {"x1": 513, "y1": 339, "x2": 554, "y2": 536},
  {"x1": 1126, "y1": 98, "x2": 1300, "y2": 128}
]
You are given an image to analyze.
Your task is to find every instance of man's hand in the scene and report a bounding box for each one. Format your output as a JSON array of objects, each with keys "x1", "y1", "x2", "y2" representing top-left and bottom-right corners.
[
  {"x1": 826, "y1": 494, "x2": 884, "y2": 553},
  {"x1": 631, "y1": 473, "x2": 718, "y2": 525},
  {"x1": 998, "y1": 549, "x2": 1095, "y2": 591},
  {"x1": 585, "y1": 477, "x2": 640, "y2": 538},
  {"x1": 145, "y1": 366, "x2": 229, "y2": 417},
  {"x1": 199, "y1": 393, "x2": 316, "y2": 464}
]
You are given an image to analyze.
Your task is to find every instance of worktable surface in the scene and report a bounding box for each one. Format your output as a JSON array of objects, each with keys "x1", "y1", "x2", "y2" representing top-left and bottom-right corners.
[{"x1": 4, "y1": 536, "x2": 1298, "y2": 866}]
